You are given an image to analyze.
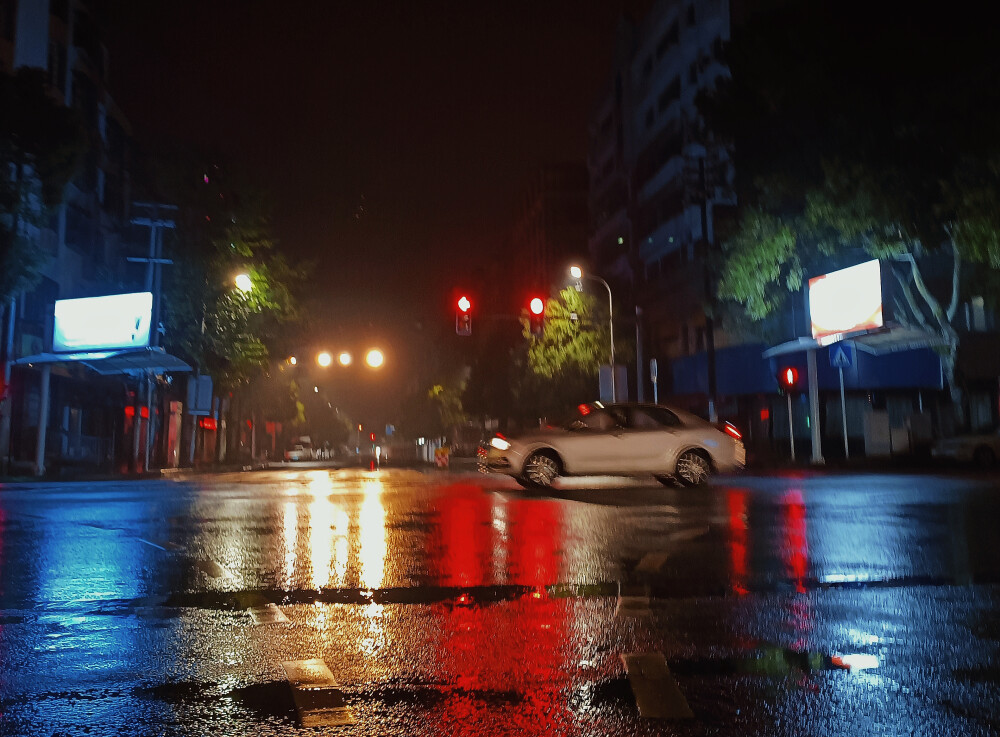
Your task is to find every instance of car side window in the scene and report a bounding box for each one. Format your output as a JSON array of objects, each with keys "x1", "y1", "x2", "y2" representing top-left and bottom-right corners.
[
  {"x1": 632, "y1": 406, "x2": 682, "y2": 428},
  {"x1": 574, "y1": 409, "x2": 617, "y2": 431}
]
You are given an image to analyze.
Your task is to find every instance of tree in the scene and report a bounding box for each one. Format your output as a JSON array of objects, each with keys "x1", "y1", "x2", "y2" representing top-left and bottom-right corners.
[
  {"x1": 514, "y1": 287, "x2": 614, "y2": 418},
  {"x1": 700, "y1": 2, "x2": 1000, "y2": 421},
  {"x1": 146, "y1": 151, "x2": 304, "y2": 458},
  {"x1": 0, "y1": 67, "x2": 85, "y2": 304}
]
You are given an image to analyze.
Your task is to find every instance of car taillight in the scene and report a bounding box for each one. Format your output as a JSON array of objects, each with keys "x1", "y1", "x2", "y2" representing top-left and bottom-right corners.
[{"x1": 724, "y1": 422, "x2": 742, "y2": 440}]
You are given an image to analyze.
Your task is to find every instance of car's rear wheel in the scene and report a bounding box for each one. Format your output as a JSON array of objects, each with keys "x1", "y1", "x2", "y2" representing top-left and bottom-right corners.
[
  {"x1": 522, "y1": 451, "x2": 560, "y2": 488},
  {"x1": 675, "y1": 449, "x2": 712, "y2": 486},
  {"x1": 973, "y1": 446, "x2": 996, "y2": 468}
]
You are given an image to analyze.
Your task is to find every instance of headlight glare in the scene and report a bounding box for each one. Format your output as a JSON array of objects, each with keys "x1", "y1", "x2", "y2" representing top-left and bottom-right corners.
[{"x1": 490, "y1": 437, "x2": 511, "y2": 451}]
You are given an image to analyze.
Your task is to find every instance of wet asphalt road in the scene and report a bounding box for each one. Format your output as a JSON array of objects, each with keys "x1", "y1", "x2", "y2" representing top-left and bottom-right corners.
[{"x1": 0, "y1": 466, "x2": 998, "y2": 736}]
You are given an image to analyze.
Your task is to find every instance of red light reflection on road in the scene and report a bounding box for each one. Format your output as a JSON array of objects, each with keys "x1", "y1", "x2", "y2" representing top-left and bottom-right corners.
[
  {"x1": 433, "y1": 492, "x2": 571, "y2": 735},
  {"x1": 783, "y1": 489, "x2": 809, "y2": 594},
  {"x1": 434, "y1": 484, "x2": 492, "y2": 588},
  {"x1": 727, "y1": 489, "x2": 749, "y2": 595}
]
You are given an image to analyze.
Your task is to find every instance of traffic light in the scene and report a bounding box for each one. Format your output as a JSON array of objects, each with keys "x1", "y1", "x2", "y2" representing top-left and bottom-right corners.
[
  {"x1": 369, "y1": 432, "x2": 376, "y2": 442},
  {"x1": 456, "y1": 295, "x2": 472, "y2": 335},
  {"x1": 528, "y1": 296, "x2": 545, "y2": 335},
  {"x1": 777, "y1": 366, "x2": 800, "y2": 393}
]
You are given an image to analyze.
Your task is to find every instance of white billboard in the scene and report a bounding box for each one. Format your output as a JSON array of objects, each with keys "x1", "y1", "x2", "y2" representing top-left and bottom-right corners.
[
  {"x1": 53, "y1": 292, "x2": 153, "y2": 352},
  {"x1": 808, "y1": 260, "x2": 883, "y2": 340}
]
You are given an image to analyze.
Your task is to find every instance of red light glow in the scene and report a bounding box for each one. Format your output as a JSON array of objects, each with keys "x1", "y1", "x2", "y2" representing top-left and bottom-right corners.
[
  {"x1": 457, "y1": 295, "x2": 471, "y2": 313},
  {"x1": 760, "y1": 408, "x2": 770, "y2": 421},
  {"x1": 577, "y1": 404, "x2": 591, "y2": 416},
  {"x1": 724, "y1": 422, "x2": 742, "y2": 440},
  {"x1": 529, "y1": 297, "x2": 544, "y2": 315}
]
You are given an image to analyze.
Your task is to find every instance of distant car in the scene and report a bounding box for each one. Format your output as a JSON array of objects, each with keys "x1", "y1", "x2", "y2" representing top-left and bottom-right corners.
[
  {"x1": 932, "y1": 425, "x2": 1000, "y2": 467},
  {"x1": 480, "y1": 402, "x2": 745, "y2": 488},
  {"x1": 284, "y1": 443, "x2": 314, "y2": 462}
]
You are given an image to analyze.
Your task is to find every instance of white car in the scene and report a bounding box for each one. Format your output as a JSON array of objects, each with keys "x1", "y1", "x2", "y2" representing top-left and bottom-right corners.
[
  {"x1": 932, "y1": 425, "x2": 1000, "y2": 467},
  {"x1": 481, "y1": 402, "x2": 745, "y2": 488},
  {"x1": 284, "y1": 443, "x2": 314, "y2": 462}
]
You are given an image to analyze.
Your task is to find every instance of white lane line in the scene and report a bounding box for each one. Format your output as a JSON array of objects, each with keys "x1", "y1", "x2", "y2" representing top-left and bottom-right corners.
[
  {"x1": 248, "y1": 603, "x2": 289, "y2": 625},
  {"x1": 620, "y1": 652, "x2": 694, "y2": 719},
  {"x1": 135, "y1": 538, "x2": 168, "y2": 551},
  {"x1": 282, "y1": 659, "x2": 355, "y2": 727}
]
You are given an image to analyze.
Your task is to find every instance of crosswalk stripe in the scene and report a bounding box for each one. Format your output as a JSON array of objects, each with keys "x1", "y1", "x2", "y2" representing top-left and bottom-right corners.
[
  {"x1": 282, "y1": 658, "x2": 355, "y2": 727},
  {"x1": 620, "y1": 652, "x2": 694, "y2": 719}
]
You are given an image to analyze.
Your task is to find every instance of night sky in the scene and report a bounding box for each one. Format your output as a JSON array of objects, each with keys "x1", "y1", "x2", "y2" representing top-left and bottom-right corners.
[
  {"x1": 101, "y1": 1, "x2": 649, "y2": 322},
  {"x1": 96, "y1": 1, "x2": 650, "y2": 427}
]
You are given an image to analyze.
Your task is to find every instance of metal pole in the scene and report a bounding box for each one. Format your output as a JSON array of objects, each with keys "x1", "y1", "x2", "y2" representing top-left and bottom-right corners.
[
  {"x1": 34, "y1": 364, "x2": 51, "y2": 476},
  {"x1": 787, "y1": 391, "x2": 795, "y2": 462},
  {"x1": 635, "y1": 306, "x2": 644, "y2": 402},
  {"x1": 807, "y1": 348, "x2": 823, "y2": 463},
  {"x1": 839, "y1": 366, "x2": 849, "y2": 459},
  {"x1": 598, "y1": 277, "x2": 615, "y2": 402}
]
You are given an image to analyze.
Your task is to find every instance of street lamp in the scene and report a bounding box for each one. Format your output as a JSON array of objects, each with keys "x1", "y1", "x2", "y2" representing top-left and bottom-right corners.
[
  {"x1": 365, "y1": 348, "x2": 384, "y2": 369},
  {"x1": 234, "y1": 273, "x2": 252, "y2": 293},
  {"x1": 569, "y1": 265, "x2": 615, "y2": 402},
  {"x1": 338, "y1": 351, "x2": 352, "y2": 367},
  {"x1": 317, "y1": 351, "x2": 333, "y2": 368}
]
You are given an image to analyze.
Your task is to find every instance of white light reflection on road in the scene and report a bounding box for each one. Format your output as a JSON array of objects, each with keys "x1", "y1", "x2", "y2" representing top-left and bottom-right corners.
[
  {"x1": 358, "y1": 478, "x2": 388, "y2": 659},
  {"x1": 308, "y1": 472, "x2": 336, "y2": 590},
  {"x1": 359, "y1": 479, "x2": 386, "y2": 591},
  {"x1": 282, "y1": 499, "x2": 298, "y2": 590}
]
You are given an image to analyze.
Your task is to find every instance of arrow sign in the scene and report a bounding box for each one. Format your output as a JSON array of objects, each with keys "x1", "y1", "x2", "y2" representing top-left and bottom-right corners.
[{"x1": 830, "y1": 344, "x2": 853, "y2": 369}]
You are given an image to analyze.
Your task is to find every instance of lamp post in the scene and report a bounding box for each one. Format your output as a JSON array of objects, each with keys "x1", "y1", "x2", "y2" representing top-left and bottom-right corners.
[{"x1": 570, "y1": 265, "x2": 615, "y2": 402}]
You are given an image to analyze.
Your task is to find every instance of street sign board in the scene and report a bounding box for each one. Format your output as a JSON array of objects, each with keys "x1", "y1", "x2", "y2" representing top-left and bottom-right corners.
[{"x1": 830, "y1": 343, "x2": 853, "y2": 369}]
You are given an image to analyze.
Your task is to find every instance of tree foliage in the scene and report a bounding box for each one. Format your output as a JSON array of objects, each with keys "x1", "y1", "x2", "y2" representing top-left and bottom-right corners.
[
  {"x1": 700, "y1": 2, "x2": 1000, "y2": 412},
  {"x1": 153, "y1": 154, "x2": 303, "y2": 391},
  {"x1": 514, "y1": 287, "x2": 612, "y2": 417},
  {"x1": 0, "y1": 68, "x2": 85, "y2": 303}
]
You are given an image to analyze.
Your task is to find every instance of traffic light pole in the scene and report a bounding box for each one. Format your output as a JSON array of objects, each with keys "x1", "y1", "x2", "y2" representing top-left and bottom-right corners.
[{"x1": 786, "y1": 390, "x2": 795, "y2": 462}]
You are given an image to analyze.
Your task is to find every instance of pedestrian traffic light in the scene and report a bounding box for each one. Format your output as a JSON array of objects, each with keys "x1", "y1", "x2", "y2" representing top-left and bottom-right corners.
[
  {"x1": 528, "y1": 296, "x2": 545, "y2": 335},
  {"x1": 777, "y1": 366, "x2": 799, "y2": 393},
  {"x1": 456, "y1": 295, "x2": 472, "y2": 335}
]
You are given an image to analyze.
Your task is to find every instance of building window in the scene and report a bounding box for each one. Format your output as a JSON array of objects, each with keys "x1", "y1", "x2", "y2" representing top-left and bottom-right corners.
[{"x1": 48, "y1": 42, "x2": 67, "y2": 93}]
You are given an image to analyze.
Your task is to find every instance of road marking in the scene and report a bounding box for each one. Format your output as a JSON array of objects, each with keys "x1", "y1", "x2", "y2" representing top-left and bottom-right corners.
[
  {"x1": 248, "y1": 603, "x2": 289, "y2": 625},
  {"x1": 620, "y1": 652, "x2": 694, "y2": 719},
  {"x1": 635, "y1": 552, "x2": 671, "y2": 573},
  {"x1": 135, "y1": 538, "x2": 168, "y2": 551},
  {"x1": 666, "y1": 525, "x2": 710, "y2": 543},
  {"x1": 194, "y1": 559, "x2": 230, "y2": 579},
  {"x1": 616, "y1": 582, "x2": 652, "y2": 618},
  {"x1": 282, "y1": 659, "x2": 355, "y2": 727}
]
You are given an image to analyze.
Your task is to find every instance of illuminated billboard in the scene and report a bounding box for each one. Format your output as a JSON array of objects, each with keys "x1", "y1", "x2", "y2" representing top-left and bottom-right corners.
[
  {"x1": 52, "y1": 292, "x2": 153, "y2": 352},
  {"x1": 808, "y1": 260, "x2": 883, "y2": 340}
]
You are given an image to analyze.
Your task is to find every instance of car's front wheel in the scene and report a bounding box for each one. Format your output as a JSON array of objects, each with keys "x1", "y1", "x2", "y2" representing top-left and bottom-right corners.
[
  {"x1": 675, "y1": 449, "x2": 712, "y2": 486},
  {"x1": 522, "y1": 451, "x2": 561, "y2": 488}
]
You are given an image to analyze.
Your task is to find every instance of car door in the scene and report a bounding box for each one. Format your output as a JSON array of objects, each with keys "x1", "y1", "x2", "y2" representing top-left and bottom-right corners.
[
  {"x1": 559, "y1": 408, "x2": 631, "y2": 474},
  {"x1": 620, "y1": 406, "x2": 684, "y2": 472}
]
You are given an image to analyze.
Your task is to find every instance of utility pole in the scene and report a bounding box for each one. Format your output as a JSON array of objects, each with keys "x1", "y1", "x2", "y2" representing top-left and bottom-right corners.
[{"x1": 130, "y1": 202, "x2": 177, "y2": 471}]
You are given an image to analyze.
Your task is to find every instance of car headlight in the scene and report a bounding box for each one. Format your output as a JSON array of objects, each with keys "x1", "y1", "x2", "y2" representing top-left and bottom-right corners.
[{"x1": 490, "y1": 437, "x2": 511, "y2": 451}]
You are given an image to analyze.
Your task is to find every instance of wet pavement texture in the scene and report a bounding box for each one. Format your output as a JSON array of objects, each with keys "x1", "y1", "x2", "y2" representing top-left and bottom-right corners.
[{"x1": 1, "y1": 468, "x2": 999, "y2": 735}]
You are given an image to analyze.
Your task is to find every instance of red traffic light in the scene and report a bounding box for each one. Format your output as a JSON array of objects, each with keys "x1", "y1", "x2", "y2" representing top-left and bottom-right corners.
[
  {"x1": 457, "y1": 295, "x2": 471, "y2": 313},
  {"x1": 778, "y1": 366, "x2": 799, "y2": 390},
  {"x1": 369, "y1": 432, "x2": 376, "y2": 442},
  {"x1": 529, "y1": 297, "x2": 544, "y2": 315}
]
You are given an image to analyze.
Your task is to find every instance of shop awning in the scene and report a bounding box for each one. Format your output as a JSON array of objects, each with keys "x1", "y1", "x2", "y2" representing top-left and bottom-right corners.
[
  {"x1": 13, "y1": 347, "x2": 192, "y2": 376},
  {"x1": 763, "y1": 326, "x2": 946, "y2": 358}
]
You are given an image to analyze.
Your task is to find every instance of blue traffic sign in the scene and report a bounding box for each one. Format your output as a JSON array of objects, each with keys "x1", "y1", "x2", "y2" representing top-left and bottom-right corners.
[{"x1": 829, "y1": 343, "x2": 853, "y2": 369}]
